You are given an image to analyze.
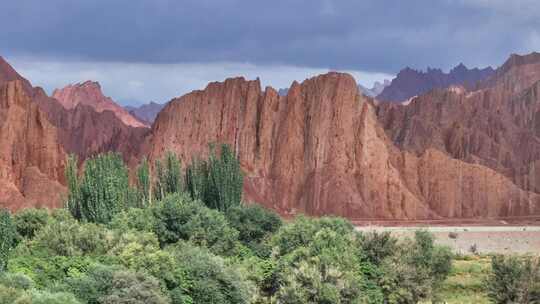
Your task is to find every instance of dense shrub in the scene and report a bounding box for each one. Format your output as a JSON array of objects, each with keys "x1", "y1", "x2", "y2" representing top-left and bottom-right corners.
[
  {"x1": 270, "y1": 215, "x2": 354, "y2": 257},
  {"x1": 108, "y1": 208, "x2": 155, "y2": 232},
  {"x1": 167, "y1": 241, "x2": 252, "y2": 304},
  {"x1": 486, "y1": 255, "x2": 540, "y2": 304},
  {"x1": 378, "y1": 230, "x2": 453, "y2": 303},
  {"x1": 151, "y1": 193, "x2": 239, "y2": 255},
  {"x1": 359, "y1": 231, "x2": 398, "y2": 266},
  {"x1": 226, "y1": 204, "x2": 282, "y2": 256},
  {"x1": 14, "y1": 208, "x2": 51, "y2": 240}
]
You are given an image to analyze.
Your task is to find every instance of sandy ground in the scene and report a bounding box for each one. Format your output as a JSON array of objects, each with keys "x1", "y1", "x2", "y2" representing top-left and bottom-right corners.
[{"x1": 356, "y1": 226, "x2": 540, "y2": 254}]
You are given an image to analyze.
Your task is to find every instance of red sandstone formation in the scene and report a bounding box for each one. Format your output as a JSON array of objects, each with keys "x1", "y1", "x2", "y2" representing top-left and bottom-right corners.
[
  {"x1": 0, "y1": 80, "x2": 66, "y2": 211},
  {"x1": 34, "y1": 89, "x2": 149, "y2": 164},
  {"x1": 52, "y1": 81, "x2": 149, "y2": 128},
  {"x1": 145, "y1": 72, "x2": 540, "y2": 219},
  {"x1": 377, "y1": 53, "x2": 540, "y2": 195}
]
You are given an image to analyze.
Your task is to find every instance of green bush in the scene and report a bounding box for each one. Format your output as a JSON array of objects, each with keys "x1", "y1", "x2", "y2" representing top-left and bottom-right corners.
[
  {"x1": 30, "y1": 220, "x2": 110, "y2": 257},
  {"x1": 225, "y1": 204, "x2": 282, "y2": 255},
  {"x1": 378, "y1": 230, "x2": 453, "y2": 303},
  {"x1": 108, "y1": 208, "x2": 155, "y2": 232},
  {"x1": 14, "y1": 208, "x2": 51, "y2": 240},
  {"x1": 359, "y1": 231, "x2": 398, "y2": 266},
  {"x1": 486, "y1": 255, "x2": 540, "y2": 304},
  {"x1": 270, "y1": 215, "x2": 354, "y2": 257},
  {"x1": 167, "y1": 241, "x2": 251, "y2": 304},
  {"x1": 151, "y1": 194, "x2": 239, "y2": 255}
]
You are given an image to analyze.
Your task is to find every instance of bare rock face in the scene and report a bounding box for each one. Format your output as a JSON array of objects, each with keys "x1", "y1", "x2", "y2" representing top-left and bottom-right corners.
[
  {"x1": 146, "y1": 72, "x2": 540, "y2": 219},
  {"x1": 377, "y1": 63, "x2": 494, "y2": 103},
  {"x1": 377, "y1": 52, "x2": 540, "y2": 196},
  {"x1": 34, "y1": 89, "x2": 149, "y2": 164},
  {"x1": 0, "y1": 80, "x2": 66, "y2": 211},
  {"x1": 52, "y1": 81, "x2": 149, "y2": 128}
]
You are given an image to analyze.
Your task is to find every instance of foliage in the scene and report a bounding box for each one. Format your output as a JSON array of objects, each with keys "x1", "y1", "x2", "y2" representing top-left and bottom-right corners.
[
  {"x1": 65, "y1": 153, "x2": 138, "y2": 224},
  {"x1": 136, "y1": 157, "x2": 152, "y2": 207},
  {"x1": 186, "y1": 144, "x2": 243, "y2": 212},
  {"x1": 154, "y1": 152, "x2": 183, "y2": 202},
  {"x1": 0, "y1": 209, "x2": 17, "y2": 272},
  {"x1": 485, "y1": 255, "x2": 540, "y2": 304},
  {"x1": 29, "y1": 220, "x2": 110, "y2": 257},
  {"x1": 167, "y1": 241, "x2": 252, "y2": 304},
  {"x1": 108, "y1": 208, "x2": 155, "y2": 232},
  {"x1": 359, "y1": 231, "x2": 398, "y2": 266},
  {"x1": 225, "y1": 204, "x2": 282, "y2": 257},
  {"x1": 14, "y1": 208, "x2": 51, "y2": 240},
  {"x1": 151, "y1": 193, "x2": 239, "y2": 255},
  {"x1": 270, "y1": 215, "x2": 354, "y2": 257},
  {"x1": 378, "y1": 230, "x2": 453, "y2": 303}
]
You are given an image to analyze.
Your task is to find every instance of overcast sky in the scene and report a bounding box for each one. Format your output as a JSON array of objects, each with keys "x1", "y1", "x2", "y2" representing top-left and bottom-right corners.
[{"x1": 2, "y1": 0, "x2": 540, "y2": 105}]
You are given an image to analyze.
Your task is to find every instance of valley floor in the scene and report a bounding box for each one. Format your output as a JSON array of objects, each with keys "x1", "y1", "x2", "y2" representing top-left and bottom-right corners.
[{"x1": 356, "y1": 225, "x2": 540, "y2": 254}]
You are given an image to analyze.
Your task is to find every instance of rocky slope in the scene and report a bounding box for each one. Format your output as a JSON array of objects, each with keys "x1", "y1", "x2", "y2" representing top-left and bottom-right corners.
[
  {"x1": 378, "y1": 53, "x2": 540, "y2": 196},
  {"x1": 145, "y1": 72, "x2": 540, "y2": 219},
  {"x1": 34, "y1": 89, "x2": 149, "y2": 163},
  {"x1": 53, "y1": 81, "x2": 149, "y2": 128},
  {"x1": 377, "y1": 63, "x2": 494, "y2": 102},
  {"x1": 0, "y1": 80, "x2": 66, "y2": 211},
  {"x1": 125, "y1": 101, "x2": 165, "y2": 124}
]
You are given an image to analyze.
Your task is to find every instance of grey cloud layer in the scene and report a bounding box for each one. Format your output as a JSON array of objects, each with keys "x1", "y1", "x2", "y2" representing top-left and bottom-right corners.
[{"x1": 3, "y1": 0, "x2": 540, "y2": 73}]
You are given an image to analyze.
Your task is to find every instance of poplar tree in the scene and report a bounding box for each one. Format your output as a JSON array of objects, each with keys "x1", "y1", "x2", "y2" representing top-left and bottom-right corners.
[
  {"x1": 185, "y1": 144, "x2": 243, "y2": 212},
  {"x1": 65, "y1": 153, "x2": 136, "y2": 224},
  {"x1": 137, "y1": 157, "x2": 152, "y2": 207},
  {"x1": 153, "y1": 151, "x2": 182, "y2": 201},
  {"x1": 0, "y1": 209, "x2": 16, "y2": 272}
]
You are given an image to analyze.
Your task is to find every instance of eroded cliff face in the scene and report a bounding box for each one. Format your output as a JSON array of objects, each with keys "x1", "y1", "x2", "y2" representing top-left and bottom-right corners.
[
  {"x1": 52, "y1": 81, "x2": 149, "y2": 128},
  {"x1": 146, "y1": 72, "x2": 540, "y2": 219},
  {"x1": 35, "y1": 89, "x2": 149, "y2": 164},
  {"x1": 377, "y1": 53, "x2": 540, "y2": 196},
  {"x1": 0, "y1": 81, "x2": 66, "y2": 211}
]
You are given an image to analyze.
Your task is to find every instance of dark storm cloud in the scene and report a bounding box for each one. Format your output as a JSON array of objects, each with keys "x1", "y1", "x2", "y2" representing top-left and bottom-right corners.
[{"x1": 2, "y1": 0, "x2": 540, "y2": 73}]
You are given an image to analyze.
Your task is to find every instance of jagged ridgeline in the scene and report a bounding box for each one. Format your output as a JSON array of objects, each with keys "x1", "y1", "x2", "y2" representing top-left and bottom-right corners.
[{"x1": 65, "y1": 143, "x2": 244, "y2": 223}]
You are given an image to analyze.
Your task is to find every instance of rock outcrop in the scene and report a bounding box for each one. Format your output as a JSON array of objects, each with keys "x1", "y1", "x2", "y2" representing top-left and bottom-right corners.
[
  {"x1": 377, "y1": 63, "x2": 494, "y2": 102},
  {"x1": 378, "y1": 53, "x2": 540, "y2": 196},
  {"x1": 0, "y1": 80, "x2": 66, "y2": 211},
  {"x1": 52, "y1": 81, "x2": 149, "y2": 128},
  {"x1": 34, "y1": 89, "x2": 149, "y2": 163},
  {"x1": 145, "y1": 72, "x2": 540, "y2": 219}
]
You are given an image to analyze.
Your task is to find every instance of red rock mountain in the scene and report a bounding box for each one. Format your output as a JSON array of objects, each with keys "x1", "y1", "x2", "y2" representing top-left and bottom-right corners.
[
  {"x1": 377, "y1": 63, "x2": 494, "y2": 102},
  {"x1": 145, "y1": 72, "x2": 540, "y2": 219},
  {"x1": 34, "y1": 89, "x2": 149, "y2": 163},
  {"x1": 378, "y1": 53, "x2": 540, "y2": 203},
  {"x1": 0, "y1": 80, "x2": 66, "y2": 210},
  {"x1": 0, "y1": 58, "x2": 149, "y2": 210},
  {"x1": 52, "y1": 81, "x2": 149, "y2": 128}
]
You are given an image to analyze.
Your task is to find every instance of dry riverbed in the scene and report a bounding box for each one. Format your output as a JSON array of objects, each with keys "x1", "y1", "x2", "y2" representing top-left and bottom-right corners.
[{"x1": 356, "y1": 226, "x2": 540, "y2": 254}]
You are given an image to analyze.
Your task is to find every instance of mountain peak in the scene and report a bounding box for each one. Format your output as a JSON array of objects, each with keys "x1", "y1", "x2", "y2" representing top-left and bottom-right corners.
[
  {"x1": 377, "y1": 62, "x2": 495, "y2": 102},
  {"x1": 53, "y1": 81, "x2": 149, "y2": 128}
]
